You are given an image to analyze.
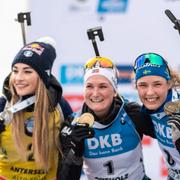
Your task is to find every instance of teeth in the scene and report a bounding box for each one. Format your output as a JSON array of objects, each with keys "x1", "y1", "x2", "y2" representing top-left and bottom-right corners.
[
  {"x1": 146, "y1": 98, "x2": 157, "y2": 102},
  {"x1": 91, "y1": 99, "x2": 102, "y2": 102},
  {"x1": 16, "y1": 84, "x2": 27, "y2": 88}
]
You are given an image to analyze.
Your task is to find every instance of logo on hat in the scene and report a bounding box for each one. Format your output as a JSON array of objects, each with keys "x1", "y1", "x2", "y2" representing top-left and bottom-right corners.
[
  {"x1": 92, "y1": 69, "x2": 100, "y2": 73},
  {"x1": 143, "y1": 70, "x2": 151, "y2": 75},
  {"x1": 23, "y1": 50, "x2": 33, "y2": 57},
  {"x1": 23, "y1": 43, "x2": 44, "y2": 56}
]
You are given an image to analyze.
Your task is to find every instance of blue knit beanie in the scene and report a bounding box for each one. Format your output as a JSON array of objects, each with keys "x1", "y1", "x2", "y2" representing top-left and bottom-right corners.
[
  {"x1": 11, "y1": 37, "x2": 56, "y2": 88},
  {"x1": 134, "y1": 53, "x2": 171, "y2": 81}
]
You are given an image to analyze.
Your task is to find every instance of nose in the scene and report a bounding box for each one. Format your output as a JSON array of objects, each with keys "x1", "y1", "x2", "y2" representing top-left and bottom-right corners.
[
  {"x1": 146, "y1": 85, "x2": 154, "y2": 95},
  {"x1": 15, "y1": 72, "x2": 24, "y2": 81},
  {"x1": 92, "y1": 87, "x2": 99, "y2": 96}
]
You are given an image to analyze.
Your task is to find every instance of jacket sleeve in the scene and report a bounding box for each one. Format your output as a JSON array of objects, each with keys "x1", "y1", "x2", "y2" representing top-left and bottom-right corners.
[
  {"x1": 56, "y1": 116, "x2": 82, "y2": 180},
  {"x1": 124, "y1": 102, "x2": 156, "y2": 139},
  {"x1": 59, "y1": 96, "x2": 73, "y2": 119},
  {"x1": 0, "y1": 96, "x2": 6, "y2": 134},
  {"x1": 0, "y1": 96, "x2": 6, "y2": 113},
  {"x1": 175, "y1": 138, "x2": 180, "y2": 152},
  {"x1": 57, "y1": 150, "x2": 82, "y2": 180}
]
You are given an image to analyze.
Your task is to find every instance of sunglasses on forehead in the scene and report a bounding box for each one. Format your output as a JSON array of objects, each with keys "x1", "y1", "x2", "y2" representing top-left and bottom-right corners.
[
  {"x1": 134, "y1": 53, "x2": 169, "y2": 72},
  {"x1": 85, "y1": 57, "x2": 114, "y2": 69}
]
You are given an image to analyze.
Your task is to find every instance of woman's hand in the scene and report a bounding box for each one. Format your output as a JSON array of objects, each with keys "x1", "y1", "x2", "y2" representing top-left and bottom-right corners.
[{"x1": 60, "y1": 121, "x2": 95, "y2": 157}]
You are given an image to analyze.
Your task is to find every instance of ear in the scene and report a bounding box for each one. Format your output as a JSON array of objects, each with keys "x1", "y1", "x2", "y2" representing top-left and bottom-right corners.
[{"x1": 114, "y1": 91, "x2": 118, "y2": 97}]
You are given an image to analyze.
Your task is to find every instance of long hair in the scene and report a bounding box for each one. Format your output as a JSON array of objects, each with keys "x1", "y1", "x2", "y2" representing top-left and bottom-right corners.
[
  {"x1": 9, "y1": 76, "x2": 61, "y2": 170},
  {"x1": 169, "y1": 68, "x2": 180, "y2": 90}
]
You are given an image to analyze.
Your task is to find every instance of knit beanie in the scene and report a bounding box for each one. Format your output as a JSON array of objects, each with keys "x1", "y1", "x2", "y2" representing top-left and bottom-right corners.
[
  {"x1": 11, "y1": 37, "x2": 56, "y2": 88},
  {"x1": 84, "y1": 56, "x2": 118, "y2": 91},
  {"x1": 134, "y1": 53, "x2": 171, "y2": 81}
]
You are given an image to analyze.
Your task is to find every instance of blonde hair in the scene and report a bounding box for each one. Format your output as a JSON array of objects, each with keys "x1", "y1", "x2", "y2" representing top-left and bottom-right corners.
[
  {"x1": 169, "y1": 68, "x2": 180, "y2": 90},
  {"x1": 9, "y1": 76, "x2": 61, "y2": 170}
]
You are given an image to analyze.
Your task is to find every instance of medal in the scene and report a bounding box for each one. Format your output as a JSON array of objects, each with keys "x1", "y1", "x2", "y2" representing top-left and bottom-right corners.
[
  {"x1": 75, "y1": 113, "x2": 94, "y2": 127},
  {"x1": 164, "y1": 100, "x2": 180, "y2": 115}
]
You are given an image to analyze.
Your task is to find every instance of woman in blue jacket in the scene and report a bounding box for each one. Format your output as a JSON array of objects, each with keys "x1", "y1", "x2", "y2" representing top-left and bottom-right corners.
[
  {"x1": 133, "y1": 52, "x2": 180, "y2": 180},
  {"x1": 57, "y1": 56, "x2": 156, "y2": 180}
]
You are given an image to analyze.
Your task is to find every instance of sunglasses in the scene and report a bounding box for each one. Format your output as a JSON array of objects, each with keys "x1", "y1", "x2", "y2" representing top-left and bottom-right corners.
[
  {"x1": 85, "y1": 57, "x2": 114, "y2": 69},
  {"x1": 134, "y1": 53, "x2": 169, "y2": 72}
]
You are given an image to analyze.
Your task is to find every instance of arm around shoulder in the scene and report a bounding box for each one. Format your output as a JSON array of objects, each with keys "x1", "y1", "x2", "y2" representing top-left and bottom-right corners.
[{"x1": 125, "y1": 102, "x2": 156, "y2": 138}]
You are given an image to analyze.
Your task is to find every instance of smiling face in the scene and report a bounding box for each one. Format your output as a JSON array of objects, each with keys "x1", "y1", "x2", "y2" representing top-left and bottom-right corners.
[
  {"x1": 84, "y1": 75, "x2": 116, "y2": 118},
  {"x1": 11, "y1": 63, "x2": 39, "y2": 96},
  {"x1": 136, "y1": 75, "x2": 172, "y2": 110}
]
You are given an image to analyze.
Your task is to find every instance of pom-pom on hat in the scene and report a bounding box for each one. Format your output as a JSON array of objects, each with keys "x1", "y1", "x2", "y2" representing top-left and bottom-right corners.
[{"x1": 11, "y1": 36, "x2": 57, "y2": 88}]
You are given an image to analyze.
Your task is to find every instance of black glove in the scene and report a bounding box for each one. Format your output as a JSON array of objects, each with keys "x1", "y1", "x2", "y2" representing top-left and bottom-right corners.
[
  {"x1": 0, "y1": 119, "x2": 5, "y2": 133},
  {"x1": 60, "y1": 121, "x2": 95, "y2": 157},
  {"x1": 167, "y1": 115, "x2": 180, "y2": 151}
]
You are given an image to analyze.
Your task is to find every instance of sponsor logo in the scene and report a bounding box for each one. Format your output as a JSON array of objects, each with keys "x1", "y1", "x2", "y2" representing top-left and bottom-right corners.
[
  {"x1": 152, "y1": 121, "x2": 172, "y2": 139},
  {"x1": 23, "y1": 43, "x2": 44, "y2": 56},
  {"x1": 97, "y1": 0, "x2": 129, "y2": 13},
  {"x1": 95, "y1": 174, "x2": 128, "y2": 180},
  {"x1": 23, "y1": 50, "x2": 33, "y2": 57},
  {"x1": 60, "y1": 64, "x2": 83, "y2": 84},
  {"x1": 87, "y1": 134, "x2": 122, "y2": 149},
  {"x1": 10, "y1": 166, "x2": 47, "y2": 174},
  {"x1": 61, "y1": 126, "x2": 72, "y2": 136}
]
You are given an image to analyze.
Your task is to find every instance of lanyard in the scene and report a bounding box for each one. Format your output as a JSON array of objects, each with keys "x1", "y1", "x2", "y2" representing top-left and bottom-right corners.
[
  {"x1": 8, "y1": 95, "x2": 35, "y2": 113},
  {"x1": 0, "y1": 95, "x2": 35, "y2": 124}
]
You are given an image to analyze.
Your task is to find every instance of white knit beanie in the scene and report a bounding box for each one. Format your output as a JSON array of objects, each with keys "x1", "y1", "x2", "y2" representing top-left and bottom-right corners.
[{"x1": 84, "y1": 57, "x2": 118, "y2": 91}]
